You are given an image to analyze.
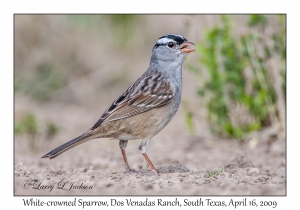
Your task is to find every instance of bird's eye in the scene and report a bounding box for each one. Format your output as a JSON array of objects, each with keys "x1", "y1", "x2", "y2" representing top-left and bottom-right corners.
[{"x1": 167, "y1": 42, "x2": 175, "y2": 48}]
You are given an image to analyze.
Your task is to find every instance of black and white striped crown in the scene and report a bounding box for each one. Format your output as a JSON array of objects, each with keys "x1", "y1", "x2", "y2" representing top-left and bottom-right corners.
[{"x1": 154, "y1": 34, "x2": 187, "y2": 49}]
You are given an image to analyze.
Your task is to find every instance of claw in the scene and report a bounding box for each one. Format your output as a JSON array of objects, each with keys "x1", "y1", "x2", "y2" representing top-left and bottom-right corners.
[{"x1": 125, "y1": 167, "x2": 137, "y2": 173}]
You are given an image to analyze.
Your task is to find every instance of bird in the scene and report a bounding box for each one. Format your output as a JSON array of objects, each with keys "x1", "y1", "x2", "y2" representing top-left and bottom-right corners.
[{"x1": 41, "y1": 34, "x2": 195, "y2": 175}]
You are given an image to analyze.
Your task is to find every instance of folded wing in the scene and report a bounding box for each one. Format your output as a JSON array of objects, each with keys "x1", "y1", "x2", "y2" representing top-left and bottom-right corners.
[{"x1": 91, "y1": 71, "x2": 173, "y2": 130}]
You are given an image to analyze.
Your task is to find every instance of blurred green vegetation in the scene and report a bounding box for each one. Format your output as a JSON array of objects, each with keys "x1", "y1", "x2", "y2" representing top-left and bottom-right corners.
[
  {"x1": 183, "y1": 100, "x2": 195, "y2": 135},
  {"x1": 14, "y1": 15, "x2": 140, "y2": 101},
  {"x1": 204, "y1": 166, "x2": 224, "y2": 179},
  {"x1": 46, "y1": 121, "x2": 59, "y2": 139},
  {"x1": 68, "y1": 15, "x2": 139, "y2": 48},
  {"x1": 15, "y1": 113, "x2": 38, "y2": 136},
  {"x1": 188, "y1": 15, "x2": 286, "y2": 139},
  {"x1": 15, "y1": 113, "x2": 59, "y2": 151},
  {"x1": 15, "y1": 62, "x2": 64, "y2": 101}
]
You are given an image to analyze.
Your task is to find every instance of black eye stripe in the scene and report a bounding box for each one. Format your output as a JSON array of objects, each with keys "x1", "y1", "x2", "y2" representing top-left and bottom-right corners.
[
  {"x1": 153, "y1": 43, "x2": 165, "y2": 49},
  {"x1": 153, "y1": 42, "x2": 175, "y2": 49}
]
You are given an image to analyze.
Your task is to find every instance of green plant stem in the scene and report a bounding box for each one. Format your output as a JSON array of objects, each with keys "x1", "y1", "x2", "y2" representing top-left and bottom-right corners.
[{"x1": 245, "y1": 37, "x2": 279, "y2": 125}]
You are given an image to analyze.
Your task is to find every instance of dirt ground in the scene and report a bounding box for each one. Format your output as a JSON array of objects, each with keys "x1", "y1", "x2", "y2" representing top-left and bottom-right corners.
[{"x1": 14, "y1": 95, "x2": 286, "y2": 196}]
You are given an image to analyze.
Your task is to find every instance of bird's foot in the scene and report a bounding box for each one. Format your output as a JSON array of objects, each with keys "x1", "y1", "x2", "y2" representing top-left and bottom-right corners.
[
  {"x1": 124, "y1": 167, "x2": 137, "y2": 174},
  {"x1": 153, "y1": 169, "x2": 160, "y2": 176}
]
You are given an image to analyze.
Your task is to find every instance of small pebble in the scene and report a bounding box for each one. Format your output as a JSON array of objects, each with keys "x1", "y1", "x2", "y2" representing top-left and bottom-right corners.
[
  {"x1": 144, "y1": 184, "x2": 153, "y2": 190},
  {"x1": 247, "y1": 168, "x2": 260, "y2": 176}
]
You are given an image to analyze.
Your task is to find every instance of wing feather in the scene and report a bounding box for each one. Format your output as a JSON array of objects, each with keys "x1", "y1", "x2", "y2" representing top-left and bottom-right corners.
[{"x1": 91, "y1": 71, "x2": 173, "y2": 129}]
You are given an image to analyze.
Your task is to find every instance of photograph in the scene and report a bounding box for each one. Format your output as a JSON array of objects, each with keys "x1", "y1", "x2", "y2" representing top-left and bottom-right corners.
[{"x1": 14, "y1": 14, "x2": 286, "y2": 196}]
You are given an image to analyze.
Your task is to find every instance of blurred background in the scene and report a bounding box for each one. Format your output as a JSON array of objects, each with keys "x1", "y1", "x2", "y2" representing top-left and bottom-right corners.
[
  {"x1": 14, "y1": 14, "x2": 285, "y2": 150},
  {"x1": 14, "y1": 14, "x2": 286, "y2": 195}
]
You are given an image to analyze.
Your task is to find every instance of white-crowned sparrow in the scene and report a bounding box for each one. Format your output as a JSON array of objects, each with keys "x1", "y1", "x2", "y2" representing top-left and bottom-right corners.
[{"x1": 42, "y1": 34, "x2": 194, "y2": 175}]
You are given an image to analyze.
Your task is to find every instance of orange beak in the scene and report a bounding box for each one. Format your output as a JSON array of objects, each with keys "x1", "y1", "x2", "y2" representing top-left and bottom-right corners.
[{"x1": 180, "y1": 41, "x2": 195, "y2": 53}]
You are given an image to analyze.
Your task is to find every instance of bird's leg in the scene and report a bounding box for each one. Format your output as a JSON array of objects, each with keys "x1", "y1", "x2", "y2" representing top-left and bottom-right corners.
[
  {"x1": 139, "y1": 139, "x2": 159, "y2": 176},
  {"x1": 142, "y1": 153, "x2": 159, "y2": 175},
  {"x1": 119, "y1": 140, "x2": 135, "y2": 173}
]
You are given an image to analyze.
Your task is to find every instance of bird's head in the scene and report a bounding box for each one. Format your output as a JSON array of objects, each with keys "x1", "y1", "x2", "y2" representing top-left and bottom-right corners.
[{"x1": 152, "y1": 34, "x2": 195, "y2": 62}]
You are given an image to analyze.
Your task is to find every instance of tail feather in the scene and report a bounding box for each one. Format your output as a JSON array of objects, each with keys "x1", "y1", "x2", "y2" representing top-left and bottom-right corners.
[{"x1": 41, "y1": 131, "x2": 97, "y2": 159}]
